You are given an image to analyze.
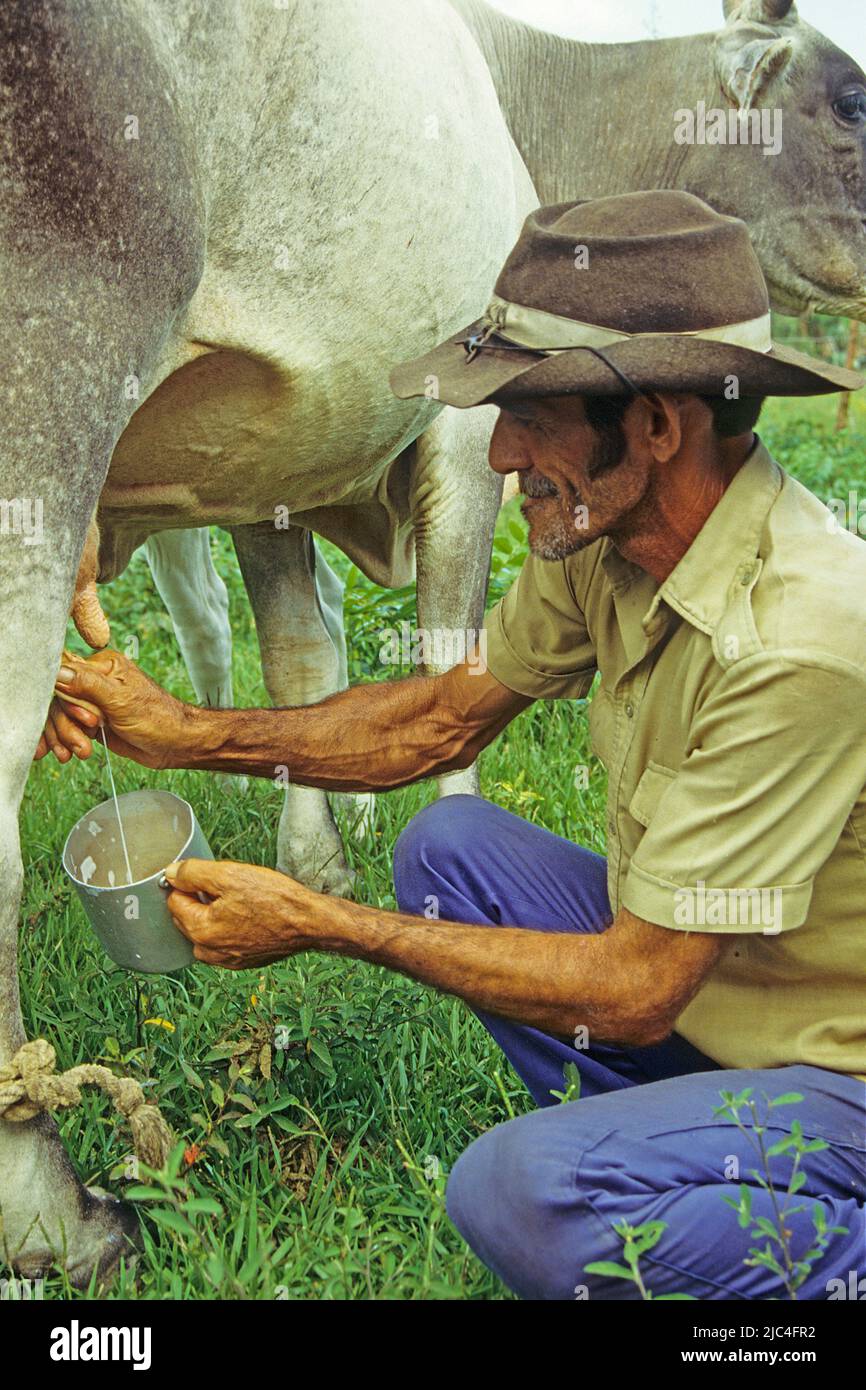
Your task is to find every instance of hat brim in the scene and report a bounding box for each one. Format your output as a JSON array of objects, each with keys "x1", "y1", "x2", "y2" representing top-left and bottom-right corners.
[{"x1": 388, "y1": 318, "x2": 864, "y2": 406}]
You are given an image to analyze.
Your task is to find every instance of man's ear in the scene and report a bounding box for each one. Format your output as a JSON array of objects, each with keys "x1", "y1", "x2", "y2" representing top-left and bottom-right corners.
[
  {"x1": 714, "y1": 24, "x2": 794, "y2": 110},
  {"x1": 629, "y1": 393, "x2": 682, "y2": 463}
]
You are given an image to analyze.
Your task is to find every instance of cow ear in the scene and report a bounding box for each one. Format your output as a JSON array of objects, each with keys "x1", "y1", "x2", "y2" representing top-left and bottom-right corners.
[
  {"x1": 715, "y1": 29, "x2": 794, "y2": 110},
  {"x1": 722, "y1": 1, "x2": 794, "y2": 20}
]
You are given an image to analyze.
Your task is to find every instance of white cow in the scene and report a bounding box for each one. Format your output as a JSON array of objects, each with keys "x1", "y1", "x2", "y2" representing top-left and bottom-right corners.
[
  {"x1": 6, "y1": 0, "x2": 866, "y2": 1285},
  {"x1": 1, "y1": 0, "x2": 534, "y2": 1283}
]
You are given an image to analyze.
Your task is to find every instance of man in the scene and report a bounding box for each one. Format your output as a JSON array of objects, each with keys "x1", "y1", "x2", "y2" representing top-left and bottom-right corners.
[{"x1": 42, "y1": 192, "x2": 866, "y2": 1300}]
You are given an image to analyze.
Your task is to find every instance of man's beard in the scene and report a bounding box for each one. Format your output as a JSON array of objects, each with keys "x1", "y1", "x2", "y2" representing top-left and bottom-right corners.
[{"x1": 521, "y1": 430, "x2": 625, "y2": 561}]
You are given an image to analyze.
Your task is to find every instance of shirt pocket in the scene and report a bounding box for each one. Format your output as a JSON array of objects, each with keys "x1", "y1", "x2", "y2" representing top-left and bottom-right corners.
[{"x1": 628, "y1": 761, "x2": 678, "y2": 829}]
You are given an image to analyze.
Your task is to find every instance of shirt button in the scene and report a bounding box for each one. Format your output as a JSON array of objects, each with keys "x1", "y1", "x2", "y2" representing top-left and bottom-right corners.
[{"x1": 625, "y1": 702, "x2": 635, "y2": 718}]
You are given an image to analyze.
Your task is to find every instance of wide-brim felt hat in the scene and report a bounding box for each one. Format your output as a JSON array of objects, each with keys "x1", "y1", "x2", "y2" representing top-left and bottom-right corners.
[{"x1": 389, "y1": 191, "x2": 864, "y2": 406}]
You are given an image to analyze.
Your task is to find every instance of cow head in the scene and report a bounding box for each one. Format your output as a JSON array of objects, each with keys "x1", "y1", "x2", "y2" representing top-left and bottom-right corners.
[{"x1": 701, "y1": 0, "x2": 866, "y2": 318}]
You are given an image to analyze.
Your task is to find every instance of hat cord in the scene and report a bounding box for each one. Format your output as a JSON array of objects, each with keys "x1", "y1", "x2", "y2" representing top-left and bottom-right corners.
[{"x1": 461, "y1": 329, "x2": 654, "y2": 404}]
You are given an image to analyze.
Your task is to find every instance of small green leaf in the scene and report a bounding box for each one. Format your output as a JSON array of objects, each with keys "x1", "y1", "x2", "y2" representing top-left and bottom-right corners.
[
  {"x1": 632, "y1": 1221, "x2": 667, "y2": 1256},
  {"x1": 233, "y1": 1111, "x2": 263, "y2": 1129},
  {"x1": 752, "y1": 1217, "x2": 783, "y2": 1244},
  {"x1": 309, "y1": 1034, "x2": 334, "y2": 1069},
  {"x1": 180, "y1": 1059, "x2": 204, "y2": 1090},
  {"x1": 768, "y1": 1091, "x2": 804, "y2": 1108},
  {"x1": 270, "y1": 1115, "x2": 306, "y2": 1136},
  {"x1": 203, "y1": 1042, "x2": 241, "y2": 1062},
  {"x1": 767, "y1": 1134, "x2": 796, "y2": 1157},
  {"x1": 183, "y1": 1197, "x2": 223, "y2": 1217},
  {"x1": 148, "y1": 1208, "x2": 197, "y2": 1239},
  {"x1": 584, "y1": 1261, "x2": 634, "y2": 1281}
]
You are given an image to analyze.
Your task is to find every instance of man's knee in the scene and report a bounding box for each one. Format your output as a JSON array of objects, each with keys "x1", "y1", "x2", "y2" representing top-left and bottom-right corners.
[
  {"x1": 393, "y1": 795, "x2": 483, "y2": 915},
  {"x1": 446, "y1": 1113, "x2": 593, "y2": 1300},
  {"x1": 446, "y1": 1128, "x2": 509, "y2": 1277}
]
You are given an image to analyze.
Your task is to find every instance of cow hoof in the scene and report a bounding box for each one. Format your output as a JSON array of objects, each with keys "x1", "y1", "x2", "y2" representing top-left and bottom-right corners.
[
  {"x1": 11, "y1": 1187, "x2": 139, "y2": 1289},
  {"x1": 277, "y1": 787, "x2": 357, "y2": 895},
  {"x1": 276, "y1": 851, "x2": 356, "y2": 897},
  {"x1": 69, "y1": 1189, "x2": 139, "y2": 1288}
]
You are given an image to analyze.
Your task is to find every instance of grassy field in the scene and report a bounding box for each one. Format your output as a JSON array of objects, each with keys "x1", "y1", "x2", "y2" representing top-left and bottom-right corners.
[{"x1": 12, "y1": 387, "x2": 866, "y2": 1300}]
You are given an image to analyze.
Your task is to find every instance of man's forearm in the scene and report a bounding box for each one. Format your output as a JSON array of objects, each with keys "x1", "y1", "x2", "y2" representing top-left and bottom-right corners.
[
  {"x1": 306, "y1": 898, "x2": 688, "y2": 1046},
  {"x1": 177, "y1": 659, "x2": 527, "y2": 790},
  {"x1": 180, "y1": 676, "x2": 438, "y2": 787}
]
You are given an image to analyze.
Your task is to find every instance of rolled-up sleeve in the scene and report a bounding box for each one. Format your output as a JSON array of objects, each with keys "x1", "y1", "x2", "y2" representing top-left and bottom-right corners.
[
  {"x1": 483, "y1": 551, "x2": 597, "y2": 700},
  {"x1": 622, "y1": 652, "x2": 866, "y2": 933}
]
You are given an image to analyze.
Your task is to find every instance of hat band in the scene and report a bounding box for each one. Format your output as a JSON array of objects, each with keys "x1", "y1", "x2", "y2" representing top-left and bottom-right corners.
[{"x1": 485, "y1": 294, "x2": 774, "y2": 355}]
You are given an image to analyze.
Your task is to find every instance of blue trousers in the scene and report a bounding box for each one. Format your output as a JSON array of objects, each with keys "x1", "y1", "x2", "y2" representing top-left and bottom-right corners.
[{"x1": 393, "y1": 796, "x2": 866, "y2": 1300}]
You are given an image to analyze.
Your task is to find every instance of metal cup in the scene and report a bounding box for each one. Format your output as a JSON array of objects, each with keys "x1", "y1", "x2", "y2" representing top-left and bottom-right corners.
[{"x1": 62, "y1": 788, "x2": 213, "y2": 974}]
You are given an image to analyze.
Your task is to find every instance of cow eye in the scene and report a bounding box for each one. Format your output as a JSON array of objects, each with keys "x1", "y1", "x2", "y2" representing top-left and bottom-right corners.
[{"x1": 833, "y1": 89, "x2": 866, "y2": 124}]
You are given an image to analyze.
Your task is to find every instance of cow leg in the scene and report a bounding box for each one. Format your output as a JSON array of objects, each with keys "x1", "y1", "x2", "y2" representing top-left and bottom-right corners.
[
  {"x1": 230, "y1": 523, "x2": 368, "y2": 894},
  {"x1": 0, "y1": 553, "x2": 137, "y2": 1284},
  {"x1": 410, "y1": 406, "x2": 502, "y2": 799},
  {"x1": 145, "y1": 528, "x2": 234, "y2": 709}
]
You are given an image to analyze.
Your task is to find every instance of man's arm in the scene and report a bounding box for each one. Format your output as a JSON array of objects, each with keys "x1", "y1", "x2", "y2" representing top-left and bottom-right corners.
[
  {"x1": 184, "y1": 659, "x2": 530, "y2": 789},
  {"x1": 164, "y1": 856, "x2": 727, "y2": 1047},
  {"x1": 45, "y1": 649, "x2": 531, "y2": 791},
  {"x1": 308, "y1": 903, "x2": 726, "y2": 1045}
]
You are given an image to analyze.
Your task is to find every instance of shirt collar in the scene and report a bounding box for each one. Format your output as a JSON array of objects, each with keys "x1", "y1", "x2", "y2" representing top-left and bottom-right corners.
[{"x1": 601, "y1": 437, "x2": 782, "y2": 640}]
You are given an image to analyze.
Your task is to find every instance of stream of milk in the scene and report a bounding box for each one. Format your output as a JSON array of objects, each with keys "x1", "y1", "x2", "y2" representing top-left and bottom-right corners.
[{"x1": 100, "y1": 725, "x2": 133, "y2": 885}]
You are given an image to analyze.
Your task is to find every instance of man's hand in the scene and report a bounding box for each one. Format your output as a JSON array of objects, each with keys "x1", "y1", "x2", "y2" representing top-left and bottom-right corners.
[
  {"x1": 34, "y1": 649, "x2": 193, "y2": 770},
  {"x1": 164, "y1": 858, "x2": 324, "y2": 969}
]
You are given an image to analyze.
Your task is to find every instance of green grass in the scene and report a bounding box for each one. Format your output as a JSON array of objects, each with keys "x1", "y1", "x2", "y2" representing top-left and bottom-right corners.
[{"x1": 11, "y1": 388, "x2": 864, "y2": 1299}]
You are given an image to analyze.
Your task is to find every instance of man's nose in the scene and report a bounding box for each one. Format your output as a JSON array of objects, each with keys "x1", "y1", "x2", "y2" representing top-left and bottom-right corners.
[{"x1": 487, "y1": 417, "x2": 533, "y2": 476}]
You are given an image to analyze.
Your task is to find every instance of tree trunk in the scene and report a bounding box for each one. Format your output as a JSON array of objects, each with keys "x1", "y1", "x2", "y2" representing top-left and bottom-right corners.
[{"x1": 836, "y1": 322, "x2": 860, "y2": 432}]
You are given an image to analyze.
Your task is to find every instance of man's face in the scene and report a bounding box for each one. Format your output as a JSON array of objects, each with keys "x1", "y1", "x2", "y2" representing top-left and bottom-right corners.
[{"x1": 488, "y1": 395, "x2": 652, "y2": 561}]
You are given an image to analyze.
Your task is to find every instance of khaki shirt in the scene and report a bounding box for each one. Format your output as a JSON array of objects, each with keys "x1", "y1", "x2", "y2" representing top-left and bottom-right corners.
[{"x1": 484, "y1": 439, "x2": 866, "y2": 1080}]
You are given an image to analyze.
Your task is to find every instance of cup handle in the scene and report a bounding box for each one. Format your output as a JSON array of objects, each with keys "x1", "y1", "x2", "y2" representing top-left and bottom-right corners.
[{"x1": 158, "y1": 875, "x2": 211, "y2": 905}]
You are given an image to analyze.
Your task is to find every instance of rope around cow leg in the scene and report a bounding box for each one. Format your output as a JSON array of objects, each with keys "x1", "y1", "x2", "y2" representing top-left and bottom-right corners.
[{"x1": 0, "y1": 1039, "x2": 173, "y2": 1169}]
